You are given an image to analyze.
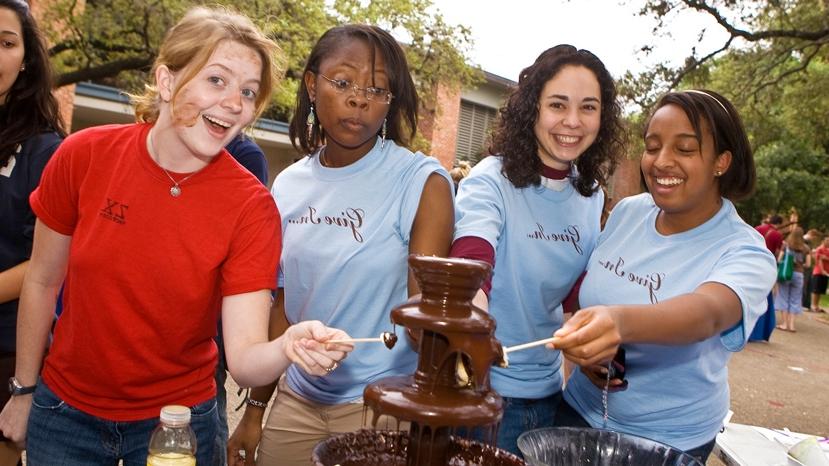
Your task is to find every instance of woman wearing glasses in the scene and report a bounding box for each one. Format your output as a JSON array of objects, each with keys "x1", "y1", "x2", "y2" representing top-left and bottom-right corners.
[{"x1": 227, "y1": 24, "x2": 454, "y2": 465}]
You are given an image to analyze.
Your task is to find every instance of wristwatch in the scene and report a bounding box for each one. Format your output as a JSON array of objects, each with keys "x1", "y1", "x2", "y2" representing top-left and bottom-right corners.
[{"x1": 8, "y1": 377, "x2": 36, "y2": 396}]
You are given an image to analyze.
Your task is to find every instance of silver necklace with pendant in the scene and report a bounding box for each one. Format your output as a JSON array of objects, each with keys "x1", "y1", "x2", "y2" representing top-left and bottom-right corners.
[
  {"x1": 149, "y1": 129, "x2": 198, "y2": 198},
  {"x1": 160, "y1": 167, "x2": 197, "y2": 197}
]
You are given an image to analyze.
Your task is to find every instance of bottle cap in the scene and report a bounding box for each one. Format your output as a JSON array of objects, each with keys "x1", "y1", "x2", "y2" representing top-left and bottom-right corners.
[{"x1": 159, "y1": 405, "x2": 191, "y2": 426}]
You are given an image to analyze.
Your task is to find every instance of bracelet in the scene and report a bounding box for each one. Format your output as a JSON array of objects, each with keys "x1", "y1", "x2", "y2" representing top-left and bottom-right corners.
[{"x1": 245, "y1": 397, "x2": 268, "y2": 409}]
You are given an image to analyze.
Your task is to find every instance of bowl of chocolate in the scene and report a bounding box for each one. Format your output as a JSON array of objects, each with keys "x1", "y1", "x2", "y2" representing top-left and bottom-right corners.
[
  {"x1": 312, "y1": 429, "x2": 525, "y2": 466},
  {"x1": 517, "y1": 427, "x2": 704, "y2": 466}
]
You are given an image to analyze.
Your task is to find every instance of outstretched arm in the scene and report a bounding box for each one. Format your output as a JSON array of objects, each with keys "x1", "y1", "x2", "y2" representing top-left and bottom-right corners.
[
  {"x1": 227, "y1": 291, "x2": 289, "y2": 466},
  {"x1": 553, "y1": 282, "x2": 742, "y2": 367},
  {"x1": 222, "y1": 290, "x2": 351, "y2": 388}
]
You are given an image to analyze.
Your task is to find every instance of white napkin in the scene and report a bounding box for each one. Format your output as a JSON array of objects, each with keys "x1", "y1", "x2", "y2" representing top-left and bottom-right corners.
[{"x1": 788, "y1": 437, "x2": 829, "y2": 466}]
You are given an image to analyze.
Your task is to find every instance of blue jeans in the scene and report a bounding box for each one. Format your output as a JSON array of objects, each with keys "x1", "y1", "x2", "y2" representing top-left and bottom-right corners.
[
  {"x1": 214, "y1": 331, "x2": 228, "y2": 466},
  {"x1": 27, "y1": 381, "x2": 218, "y2": 466},
  {"x1": 466, "y1": 391, "x2": 562, "y2": 457}
]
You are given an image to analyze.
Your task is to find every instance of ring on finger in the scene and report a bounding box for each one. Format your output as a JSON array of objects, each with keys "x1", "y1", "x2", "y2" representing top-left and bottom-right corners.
[{"x1": 325, "y1": 362, "x2": 339, "y2": 373}]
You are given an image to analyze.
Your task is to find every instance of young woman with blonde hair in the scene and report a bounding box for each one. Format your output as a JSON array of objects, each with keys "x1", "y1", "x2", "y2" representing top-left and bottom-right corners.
[
  {"x1": 776, "y1": 225, "x2": 811, "y2": 332},
  {"x1": 0, "y1": 7, "x2": 351, "y2": 464}
]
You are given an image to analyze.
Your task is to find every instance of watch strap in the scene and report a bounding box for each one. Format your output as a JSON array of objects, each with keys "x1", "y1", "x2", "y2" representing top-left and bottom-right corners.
[{"x1": 8, "y1": 377, "x2": 36, "y2": 396}]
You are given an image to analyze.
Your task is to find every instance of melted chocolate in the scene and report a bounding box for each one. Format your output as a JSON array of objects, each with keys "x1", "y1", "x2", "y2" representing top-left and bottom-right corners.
[
  {"x1": 311, "y1": 430, "x2": 524, "y2": 466},
  {"x1": 315, "y1": 256, "x2": 521, "y2": 465},
  {"x1": 382, "y1": 332, "x2": 398, "y2": 349}
]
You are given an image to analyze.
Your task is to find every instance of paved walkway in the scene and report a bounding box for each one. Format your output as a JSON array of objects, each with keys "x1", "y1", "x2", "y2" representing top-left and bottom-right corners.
[{"x1": 707, "y1": 310, "x2": 829, "y2": 465}]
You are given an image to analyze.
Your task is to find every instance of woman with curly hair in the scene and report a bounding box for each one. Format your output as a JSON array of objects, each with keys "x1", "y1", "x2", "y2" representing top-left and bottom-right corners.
[{"x1": 448, "y1": 44, "x2": 626, "y2": 455}]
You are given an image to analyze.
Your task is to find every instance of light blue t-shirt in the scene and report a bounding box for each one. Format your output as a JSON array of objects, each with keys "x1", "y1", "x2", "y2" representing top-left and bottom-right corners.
[
  {"x1": 454, "y1": 156, "x2": 603, "y2": 398},
  {"x1": 272, "y1": 138, "x2": 452, "y2": 404},
  {"x1": 564, "y1": 193, "x2": 776, "y2": 450}
]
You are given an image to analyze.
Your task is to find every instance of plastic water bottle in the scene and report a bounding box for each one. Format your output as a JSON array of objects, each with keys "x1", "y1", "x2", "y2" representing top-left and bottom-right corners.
[{"x1": 146, "y1": 405, "x2": 197, "y2": 466}]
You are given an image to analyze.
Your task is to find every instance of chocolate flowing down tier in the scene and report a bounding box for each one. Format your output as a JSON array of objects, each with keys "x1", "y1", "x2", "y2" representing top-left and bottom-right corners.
[
  {"x1": 311, "y1": 429, "x2": 525, "y2": 466},
  {"x1": 364, "y1": 256, "x2": 505, "y2": 429}
]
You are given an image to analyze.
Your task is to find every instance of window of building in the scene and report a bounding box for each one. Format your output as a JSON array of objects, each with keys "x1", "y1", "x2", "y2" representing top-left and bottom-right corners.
[{"x1": 455, "y1": 100, "x2": 497, "y2": 164}]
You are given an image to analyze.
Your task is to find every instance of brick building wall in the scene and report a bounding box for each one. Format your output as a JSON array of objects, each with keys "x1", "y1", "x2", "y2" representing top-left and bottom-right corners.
[
  {"x1": 608, "y1": 155, "x2": 643, "y2": 208},
  {"x1": 422, "y1": 83, "x2": 462, "y2": 171},
  {"x1": 30, "y1": 0, "x2": 81, "y2": 131}
]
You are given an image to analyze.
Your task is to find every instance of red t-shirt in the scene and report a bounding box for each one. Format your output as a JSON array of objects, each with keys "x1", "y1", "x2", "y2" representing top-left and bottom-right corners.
[
  {"x1": 755, "y1": 223, "x2": 783, "y2": 255},
  {"x1": 814, "y1": 245, "x2": 829, "y2": 276},
  {"x1": 31, "y1": 123, "x2": 280, "y2": 420}
]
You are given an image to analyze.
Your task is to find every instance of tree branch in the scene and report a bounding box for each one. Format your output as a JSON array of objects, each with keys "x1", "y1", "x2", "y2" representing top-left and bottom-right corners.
[
  {"x1": 55, "y1": 56, "x2": 153, "y2": 87},
  {"x1": 683, "y1": 0, "x2": 829, "y2": 41}
]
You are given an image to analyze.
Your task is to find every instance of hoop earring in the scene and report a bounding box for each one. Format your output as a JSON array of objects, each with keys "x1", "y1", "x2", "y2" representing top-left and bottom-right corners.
[
  {"x1": 381, "y1": 118, "x2": 387, "y2": 149},
  {"x1": 306, "y1": 103, "x2": 316, "y2": 142}
]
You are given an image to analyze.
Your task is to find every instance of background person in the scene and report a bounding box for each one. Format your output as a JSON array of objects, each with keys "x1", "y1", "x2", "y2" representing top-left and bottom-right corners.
[
  {"x1": 449, "y1": 160, "x2": 471, "y2": 193},
  {"x1": 750, "y1": 214, "x2": 784, "y2": 341},
  {"x1": 553, "y1": 89, "x2": 776, "y2": 463},
  {"x1": 227, "y1": 24, "x2": 454, "y2": 466},
  {"x1": 215, "y1": 132, "x2": 269, "y2": 466},
  {"x1": 0, "y1": 7, "x2": 351, "y2": 464},
  {"x1": 0, "y1": 0, "x2": 65, "y2": 463},
  {"x1": 775, "y1": 226, "x2": 811, "y2": 332},
  {"x1": 801, "y1": 229, "x2": 822, "y2": 312},
  {"x1": 448, "y1": 44, "x2": 626, "y2": 456},
  {"x1": 810, "y1": 236, "x2": 829, "y2": 313}
]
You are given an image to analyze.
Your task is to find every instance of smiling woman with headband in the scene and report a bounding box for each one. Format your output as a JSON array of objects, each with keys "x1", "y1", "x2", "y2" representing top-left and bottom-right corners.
[{"x1": 553, "y1": 89, "x2": 776, "y2": 463}]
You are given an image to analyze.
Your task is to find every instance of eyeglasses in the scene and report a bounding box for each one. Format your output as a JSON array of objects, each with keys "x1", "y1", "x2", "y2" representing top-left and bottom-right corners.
[{"x1": 318, "y1": 74, "x2": 394, "y2": 104}]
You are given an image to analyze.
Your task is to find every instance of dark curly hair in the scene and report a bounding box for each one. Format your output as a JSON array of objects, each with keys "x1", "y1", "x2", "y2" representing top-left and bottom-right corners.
[
  {"x1": 491, "y1": 44, "x2": 626, "y2": 196},
  {"x1": 289, "y1": 24, "x2": 418, "y2": 155},
  {"x1": 0, "y1": 0, "x2": 66, "y2": 167},
  {"x1": 644, "y1": 89, "x2": 755, "y2": 201}
]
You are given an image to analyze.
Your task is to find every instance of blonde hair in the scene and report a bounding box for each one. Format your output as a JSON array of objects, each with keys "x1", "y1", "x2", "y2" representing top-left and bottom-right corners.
[
  {"x1": 132, "y1": 6, "x2": 283, "y2": 123},
  {"x1": 450, "y1": 160, "x2": 472, "y2": 184},
  {"x1": 786, "y1": 226, "x2": 807, "y2": 251}
]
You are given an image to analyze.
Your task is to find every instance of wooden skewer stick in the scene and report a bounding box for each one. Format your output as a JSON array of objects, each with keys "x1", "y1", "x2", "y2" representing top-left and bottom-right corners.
[
  {"x1": 327, "y1": 337, "x2": 384, "y2": 344},
  {"x1": 327, "y1": 332, "x2": 398, "y2": 349},
  {"x1": 503, "y1": 336, "x2": 558, "y2": 354}
]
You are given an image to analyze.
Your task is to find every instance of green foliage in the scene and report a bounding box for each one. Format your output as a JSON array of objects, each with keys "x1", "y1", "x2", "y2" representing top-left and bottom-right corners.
[
  {"x1": 625, "y1": 0, "x2": 829, "y2": 231},
  {"x1": 738, "y1": 140, "x2": 829, "y2": 230},
  {"x1": 42, "y1": 0, "x2": 480, "y2": 132},
  {"x1": 628, "y1": 0, "x2": 829, "y2": 110}
]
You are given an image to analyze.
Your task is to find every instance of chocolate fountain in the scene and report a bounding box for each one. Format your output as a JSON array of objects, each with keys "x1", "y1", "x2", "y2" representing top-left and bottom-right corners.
[{"x1": 313, "y1": 255, "x2": 524, "y2": 466}]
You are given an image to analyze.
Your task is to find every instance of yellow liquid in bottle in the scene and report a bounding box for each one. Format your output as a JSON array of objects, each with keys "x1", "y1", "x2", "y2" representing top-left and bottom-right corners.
[{"x1": 146, "y1": 452, "x2": 196, "y2": 466}]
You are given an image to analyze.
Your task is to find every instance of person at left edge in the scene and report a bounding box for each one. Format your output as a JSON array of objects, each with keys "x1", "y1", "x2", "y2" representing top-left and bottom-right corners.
[
  {"x1": 0, "y1": 0, "x2": 65, "y2": 464},
  {"x1": 0, "y1": 6, "x2": 352, "y2": 465}
]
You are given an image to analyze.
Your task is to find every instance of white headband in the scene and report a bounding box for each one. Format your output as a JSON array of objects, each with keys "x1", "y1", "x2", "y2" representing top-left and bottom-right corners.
[{"x1": 684, "y1": 89, "x2": 730, "y2": 115}]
